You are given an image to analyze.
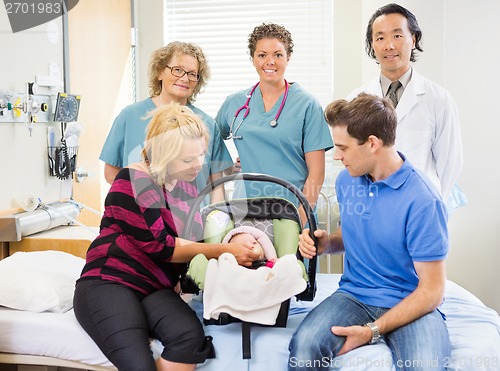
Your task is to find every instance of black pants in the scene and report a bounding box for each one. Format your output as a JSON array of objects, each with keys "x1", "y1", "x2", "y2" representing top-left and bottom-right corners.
[{"x1": 74, "y1": 279, "x2": 213, "y2": 371}]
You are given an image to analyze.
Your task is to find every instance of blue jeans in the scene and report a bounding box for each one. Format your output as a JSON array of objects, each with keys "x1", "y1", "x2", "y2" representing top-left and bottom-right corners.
[{"x1": 288, "y1": 291, "x2": 451, "y2": 370}]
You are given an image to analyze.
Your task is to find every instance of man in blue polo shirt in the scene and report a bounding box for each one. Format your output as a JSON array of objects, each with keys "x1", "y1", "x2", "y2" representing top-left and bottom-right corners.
[{"x1": 288, "y1": 93, "x2": 450, "y2": 370}]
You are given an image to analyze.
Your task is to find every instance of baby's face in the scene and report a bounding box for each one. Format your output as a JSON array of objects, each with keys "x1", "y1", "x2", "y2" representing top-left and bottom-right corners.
[{"x1": 230, "y1": 233, "x2": 265, "y2": 260}]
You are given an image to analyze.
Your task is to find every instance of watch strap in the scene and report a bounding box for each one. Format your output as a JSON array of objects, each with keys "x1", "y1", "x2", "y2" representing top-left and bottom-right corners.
[{"x1": 364, "y1": 322, "x2": 381, "y2": 344}]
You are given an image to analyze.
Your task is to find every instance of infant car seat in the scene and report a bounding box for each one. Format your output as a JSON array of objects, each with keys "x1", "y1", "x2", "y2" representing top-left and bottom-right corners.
[{"x1": 181, "y1": 173, "x2": 319, "y2": 359}]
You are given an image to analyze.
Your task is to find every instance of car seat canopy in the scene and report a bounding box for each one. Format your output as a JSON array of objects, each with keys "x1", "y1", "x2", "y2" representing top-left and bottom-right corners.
[{"x1": 202, "y1": 197, "x2": 300, "y2": 258}]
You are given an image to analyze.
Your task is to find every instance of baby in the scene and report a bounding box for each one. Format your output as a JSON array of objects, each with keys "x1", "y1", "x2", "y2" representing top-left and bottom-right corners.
[{"x1": 222, "y1": 226, "x2": 278, "y2": 268}]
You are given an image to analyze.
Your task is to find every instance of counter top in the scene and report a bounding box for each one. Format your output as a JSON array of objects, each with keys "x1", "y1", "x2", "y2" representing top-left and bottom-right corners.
[{"x1": 8, "y1": 225, "x2": 99, "y2": 259}]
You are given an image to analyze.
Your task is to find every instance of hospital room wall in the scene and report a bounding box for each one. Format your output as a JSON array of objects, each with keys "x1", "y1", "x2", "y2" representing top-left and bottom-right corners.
[
  {"x1": 442, "y1": 0, "x2": 500, "y2": 313},
  {"x1": 333, "y1": 0, "x2": 500, "y2": 312},
  {"x1": 0, "y1": 14, "x2": 70, "y2": 213}
]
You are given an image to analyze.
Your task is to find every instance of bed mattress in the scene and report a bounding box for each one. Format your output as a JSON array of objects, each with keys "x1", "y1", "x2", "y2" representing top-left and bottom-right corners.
[
  {"x1": 0, "y1": 274, "x2": 499, "y2": 371},
  {"x1": 0, "y1": 306, "x2": 115, "y2": 369}
]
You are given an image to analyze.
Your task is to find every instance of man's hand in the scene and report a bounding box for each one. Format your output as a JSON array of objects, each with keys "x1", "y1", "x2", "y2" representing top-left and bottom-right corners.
[
  {"x1": 331, "y1": 325, "x2": 373, "y2": 355},
  {"x1": 298, "y1": 228, "x2": 329, "y2": 259}
]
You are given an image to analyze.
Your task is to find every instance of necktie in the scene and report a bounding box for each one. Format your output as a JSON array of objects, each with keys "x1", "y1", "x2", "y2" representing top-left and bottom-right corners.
[{"x1": 387, "y1": 81, "x2": 402, "y2": 108}]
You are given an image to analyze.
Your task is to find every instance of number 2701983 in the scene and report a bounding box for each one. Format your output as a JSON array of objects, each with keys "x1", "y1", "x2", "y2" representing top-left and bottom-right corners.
[{"x1": 5, "y1": 2, "x2": 62, "y2": 15}]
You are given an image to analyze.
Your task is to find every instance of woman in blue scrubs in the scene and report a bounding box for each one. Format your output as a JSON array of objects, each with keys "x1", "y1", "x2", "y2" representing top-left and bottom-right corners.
[
  {"x1": 216, "y1": 23, "x2": 333, "y2": 223},
  {"x1": 100, "y1": 42, "x2": 233, "y2": 204}
]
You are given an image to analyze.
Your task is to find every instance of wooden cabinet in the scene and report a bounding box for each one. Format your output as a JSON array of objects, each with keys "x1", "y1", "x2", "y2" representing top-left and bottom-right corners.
[{"x1": 8, "y1": 226, "x2": 98, "y2": 259}]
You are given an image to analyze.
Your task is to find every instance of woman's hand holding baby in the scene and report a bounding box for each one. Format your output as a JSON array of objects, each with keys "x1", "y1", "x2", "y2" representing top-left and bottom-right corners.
[{"x1": 226, "y1": 242, "x2": 261, "y2": 267}]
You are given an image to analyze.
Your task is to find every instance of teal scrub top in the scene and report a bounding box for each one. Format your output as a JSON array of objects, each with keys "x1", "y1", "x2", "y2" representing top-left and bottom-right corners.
[
  {"x1": 100, "y1": 98, "x2": 233, "y2": 193},
  {"x1": 216, "y1": 83, "x2": 333, "y2": 205}
]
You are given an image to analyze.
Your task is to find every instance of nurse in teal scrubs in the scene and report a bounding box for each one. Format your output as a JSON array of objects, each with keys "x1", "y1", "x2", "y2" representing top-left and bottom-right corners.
[
  {"x1": 100, "y1": 42, "x2": 233, "y2": 204},
  {"x1": 216, "y1": 23, "x2": 333, "y2": 223}
]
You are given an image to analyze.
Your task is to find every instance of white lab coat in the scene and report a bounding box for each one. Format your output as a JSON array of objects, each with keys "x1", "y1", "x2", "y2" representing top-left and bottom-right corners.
[{"x1": 348, "y1": 69, "x2": 463, "y2": 201}]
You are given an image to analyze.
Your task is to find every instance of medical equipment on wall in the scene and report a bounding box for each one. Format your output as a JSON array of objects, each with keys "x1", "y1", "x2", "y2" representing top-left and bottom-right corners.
[
  {"x1": 0, "y1": 200, "x2": 81, "y2": 242},
  {"x1": 227, "y1": 80, "x2": 289, "y2": 140},
  {"x1": 1, "y1": 84, "x2": 82, "y2": 178},
  {"x1": 47, "y1": 93, "x2": 82, "y2": 180},
  {"x1": 0, "y1": 196, "x2": 103, "y2": 242},
  {"x1": 0, "y1": 83, "x2": 50, "y2": 136}
]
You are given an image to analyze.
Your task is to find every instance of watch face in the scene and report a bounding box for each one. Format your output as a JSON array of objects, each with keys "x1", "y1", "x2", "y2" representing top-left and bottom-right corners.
[{"x1": 54, "y1": 93, "x2": 81, "y2": 122}]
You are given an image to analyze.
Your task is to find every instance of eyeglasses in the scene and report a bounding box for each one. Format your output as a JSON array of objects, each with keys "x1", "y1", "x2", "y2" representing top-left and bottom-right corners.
[{"x1": 165, "y1": 65, "x2": 200, "y2": 82}]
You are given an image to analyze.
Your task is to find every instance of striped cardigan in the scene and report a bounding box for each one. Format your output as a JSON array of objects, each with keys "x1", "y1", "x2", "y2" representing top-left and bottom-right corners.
[{"x1": 78, "y1": 168, "x2": 203, "y2": 295}]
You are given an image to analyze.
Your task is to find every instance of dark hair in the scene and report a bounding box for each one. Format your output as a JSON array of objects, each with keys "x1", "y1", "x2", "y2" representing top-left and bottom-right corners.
[
  {"x1": 365, "y1": 3, "x2": 423, "y2": 62},
  {"x1": 324, "y1": 93, "x2": 397, "y2": 146},
  {"x1": 248, "y1": 23, "x2": 294, "y2": 59}
]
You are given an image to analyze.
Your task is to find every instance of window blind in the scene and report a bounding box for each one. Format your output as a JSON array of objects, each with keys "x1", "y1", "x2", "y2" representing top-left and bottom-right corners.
[{"x1": 163, "y1": 0, "x2": 334, "y2": 117}]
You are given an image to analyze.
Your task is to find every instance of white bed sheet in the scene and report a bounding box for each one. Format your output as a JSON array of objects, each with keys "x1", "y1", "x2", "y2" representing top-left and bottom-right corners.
[
  {"x1": 194, "y1": 274, "x2": 500, "y2": 371},
  {"x1": 0, "y1": 306, "x2": 114, "y2": 369},
  {"x1": 0, "y1": 274, "x2": 499, "y2": 371}
]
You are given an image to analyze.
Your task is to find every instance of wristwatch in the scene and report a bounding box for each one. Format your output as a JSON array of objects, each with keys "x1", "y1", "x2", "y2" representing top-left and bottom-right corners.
[{"x1": 364, "y1": 322, "x2": 381, "y2": 344}]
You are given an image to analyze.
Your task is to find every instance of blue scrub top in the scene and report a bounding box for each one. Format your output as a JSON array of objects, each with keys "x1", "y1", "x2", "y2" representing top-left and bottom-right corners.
[
  {"x1": 216, "y1": 83, "x2": 333, "y2": 205},
  {"x1": 100, "y1": 97, "x2": 233, "y2": 194},
  {"x1": 336, "y1": 153, "x2": 449, "y2": 308}
]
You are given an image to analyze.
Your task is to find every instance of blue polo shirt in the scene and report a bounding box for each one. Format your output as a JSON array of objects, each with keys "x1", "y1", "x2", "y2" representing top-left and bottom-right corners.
[{"x1": 336, "y1": 153, "x2": 448, "y2": 308}]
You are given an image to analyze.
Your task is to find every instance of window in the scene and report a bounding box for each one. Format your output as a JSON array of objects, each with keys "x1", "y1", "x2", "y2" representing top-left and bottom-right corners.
[
  {"x1": 164, "y1": 0, "x2": 334, "y2": 117},
  {"x1": 164, "y1": 0, "x2": 336, "y2": 199}
]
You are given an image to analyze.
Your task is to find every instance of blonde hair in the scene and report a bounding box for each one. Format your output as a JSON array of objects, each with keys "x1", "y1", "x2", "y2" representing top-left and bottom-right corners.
[
  {"x1": 148, "y1": 41, "x2": 210, "y2": 104},
  {"x1": 142, "y1": 103, "x2": 209, "y2": 186}
]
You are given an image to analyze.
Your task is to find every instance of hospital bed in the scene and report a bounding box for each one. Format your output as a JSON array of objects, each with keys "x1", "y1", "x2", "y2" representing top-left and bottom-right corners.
[{"x1": 0, "y1": 249, "x2": 499, "y2": 371}]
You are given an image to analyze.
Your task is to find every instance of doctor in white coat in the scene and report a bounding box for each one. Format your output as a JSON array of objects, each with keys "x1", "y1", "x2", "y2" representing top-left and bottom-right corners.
[{"x1": 348, "y1": 3, "x2": 463, "y2": 206}]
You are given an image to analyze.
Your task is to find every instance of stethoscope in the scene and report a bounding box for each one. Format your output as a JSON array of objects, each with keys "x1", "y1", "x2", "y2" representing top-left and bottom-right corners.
[{"x1": 228, "y1": 80, "x2": 289, "y2": 140}]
